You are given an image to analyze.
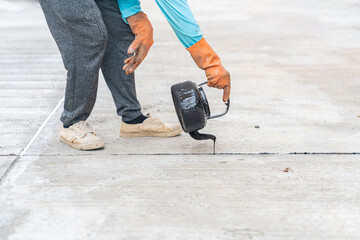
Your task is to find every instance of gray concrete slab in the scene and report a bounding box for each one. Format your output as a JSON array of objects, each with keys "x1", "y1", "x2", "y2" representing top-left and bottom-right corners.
[
  {"x1": 1, "y1": 155, "x2": 360, "y2": 239},
  {"x1": 22, "y1": 0, "x2": 360, "y2": 155}
]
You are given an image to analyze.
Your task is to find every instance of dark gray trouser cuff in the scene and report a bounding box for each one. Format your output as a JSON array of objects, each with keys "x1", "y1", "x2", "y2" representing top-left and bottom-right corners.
[{"x1": 121, "y1": 111, "x2": 144, "y2": 123}]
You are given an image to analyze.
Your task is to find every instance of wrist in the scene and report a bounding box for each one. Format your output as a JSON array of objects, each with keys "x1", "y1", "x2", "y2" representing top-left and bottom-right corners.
[
  {"x1": 127, "y1": 12, "x2": 152, "y2": 40},
  {"x1": 127, "y1": 11, "x2": 147, "y2": 22},
  {"x1": 121, "y1": 4, "x2": 143, "y2": 24},
  {"x1": 187, "y1": 38, "x2": 221, "y2": 70}
]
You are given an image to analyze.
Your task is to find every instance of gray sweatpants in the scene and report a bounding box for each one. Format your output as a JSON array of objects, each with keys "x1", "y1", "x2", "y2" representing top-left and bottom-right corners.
[{"x1": 38, "y1": 0, "x2": 142, "y2": 127}]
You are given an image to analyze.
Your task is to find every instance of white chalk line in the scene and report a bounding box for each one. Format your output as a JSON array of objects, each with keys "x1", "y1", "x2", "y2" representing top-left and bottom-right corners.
[
  {"x1": 19, "y1": 97, "x2": 64, "y2": 157},
  {"x1": 0, "y1": 97, "x2": 64, "y2": 184}
]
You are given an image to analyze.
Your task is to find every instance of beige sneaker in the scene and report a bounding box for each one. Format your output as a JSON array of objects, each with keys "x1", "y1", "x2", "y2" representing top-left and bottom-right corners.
[
  {"x1": 59, "y1": 121, "x2": 104, "y2": 150},
  {"x1": 120, "y1": 114, "x2": 182, "y2": 138}
]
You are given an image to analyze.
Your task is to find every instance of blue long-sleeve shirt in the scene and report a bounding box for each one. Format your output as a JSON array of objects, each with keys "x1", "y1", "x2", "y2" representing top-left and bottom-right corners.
[{"x1": 117, "y1": 0, "x2": 203, "y2": 48}]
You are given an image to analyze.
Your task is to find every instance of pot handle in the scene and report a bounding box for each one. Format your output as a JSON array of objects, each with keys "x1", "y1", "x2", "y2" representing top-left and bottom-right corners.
[{"x1": 198, "y1": 81, "x2": 230, "y2": 120}]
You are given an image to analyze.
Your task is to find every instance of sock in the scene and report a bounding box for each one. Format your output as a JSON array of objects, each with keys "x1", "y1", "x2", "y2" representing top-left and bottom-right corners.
[{"x1": 124, "y1": 114, "x2": 148, "y2": 124}]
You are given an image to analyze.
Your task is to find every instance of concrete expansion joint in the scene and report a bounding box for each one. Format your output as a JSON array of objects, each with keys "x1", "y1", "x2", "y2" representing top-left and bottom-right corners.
[{"x1": 17, "y1": 152, "x2": 360, "y2": 157}]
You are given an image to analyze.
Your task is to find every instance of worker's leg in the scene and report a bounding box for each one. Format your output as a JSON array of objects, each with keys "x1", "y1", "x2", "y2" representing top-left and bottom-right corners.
[
  {"x1": 94, "y1": 0, "x2": 143, "y2": 122},
  {"x1": 38, "y1": 0, "x2": 108, "y2": 127}
]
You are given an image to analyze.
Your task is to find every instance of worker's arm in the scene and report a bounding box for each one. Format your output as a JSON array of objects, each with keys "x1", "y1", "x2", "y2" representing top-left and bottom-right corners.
[
  {"x1": 118, "y1": 0, "x2": 230, "y2": 101},
  {"x1": 155, "y1": 0, "x2": 230, "y2": 101},
  {"x1": 154, "y1": 0, "x2": 202, "y2": 48},
  {"x1": 117, "y1": 0, "x2": 202, "y2": 47}
]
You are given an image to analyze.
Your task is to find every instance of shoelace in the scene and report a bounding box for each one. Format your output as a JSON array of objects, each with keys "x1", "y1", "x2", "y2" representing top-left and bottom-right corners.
[
  {"x1": 146, "y1": 117, "x2": 164, "y2": 126},
  {"x1": 72, "y1": 122, "x2": 95, "y2": 138},
  {"x1": 145, "y1": 113, "x2": 164, "y2": 126}
]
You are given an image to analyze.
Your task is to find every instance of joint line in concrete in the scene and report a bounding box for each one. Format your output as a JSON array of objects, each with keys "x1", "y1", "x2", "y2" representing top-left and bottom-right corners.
[{"x1": 19, "y1": 152, "x2": 360, "y2": 157}]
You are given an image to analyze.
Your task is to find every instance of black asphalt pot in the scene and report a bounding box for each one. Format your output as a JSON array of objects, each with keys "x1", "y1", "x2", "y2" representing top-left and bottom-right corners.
[{"x1": 171, "y1": 81, "x2": 230, "y2": 146}]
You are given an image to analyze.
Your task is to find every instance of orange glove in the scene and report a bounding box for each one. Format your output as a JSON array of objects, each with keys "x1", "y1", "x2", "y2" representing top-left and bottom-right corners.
[
  {"x1": 187, "y1": 38, "x2": 231, "y2": 102},
  {"x1": 123, "y1": 12, "x2": 154, "y2": 75}
]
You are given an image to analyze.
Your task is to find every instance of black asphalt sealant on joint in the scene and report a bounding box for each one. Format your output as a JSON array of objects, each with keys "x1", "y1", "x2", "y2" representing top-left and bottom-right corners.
[{"x1": 189, "y1": 131, "x2": 216, "y2": 154}]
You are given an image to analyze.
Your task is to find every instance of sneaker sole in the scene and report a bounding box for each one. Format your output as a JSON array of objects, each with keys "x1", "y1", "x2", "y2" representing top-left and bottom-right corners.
[
  {"x1": 59, "y1": 136, "x2": 104, "y2": 151},
  {"x1": 120, "y1": 128, "x2": 182, "y2": 138}
]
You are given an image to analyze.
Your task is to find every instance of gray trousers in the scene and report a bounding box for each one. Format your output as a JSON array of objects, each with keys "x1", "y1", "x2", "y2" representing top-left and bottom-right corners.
[{"x1": 38, "y1": 0, "x2": 142, "y2": 127}]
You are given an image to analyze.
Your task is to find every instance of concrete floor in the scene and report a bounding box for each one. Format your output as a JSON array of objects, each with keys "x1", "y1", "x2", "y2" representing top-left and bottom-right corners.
[{"x1": 0, "y1": 0, "x2": 360, "y2": 239}]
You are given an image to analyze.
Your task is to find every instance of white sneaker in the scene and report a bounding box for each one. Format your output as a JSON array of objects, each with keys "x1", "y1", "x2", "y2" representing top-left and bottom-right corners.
[
  {"x1": 59, "y1": 121, "x2": 104, "y2": 150},
  {"x1": 120, "y1": 113, "x2": 182, "y2": 138}
]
